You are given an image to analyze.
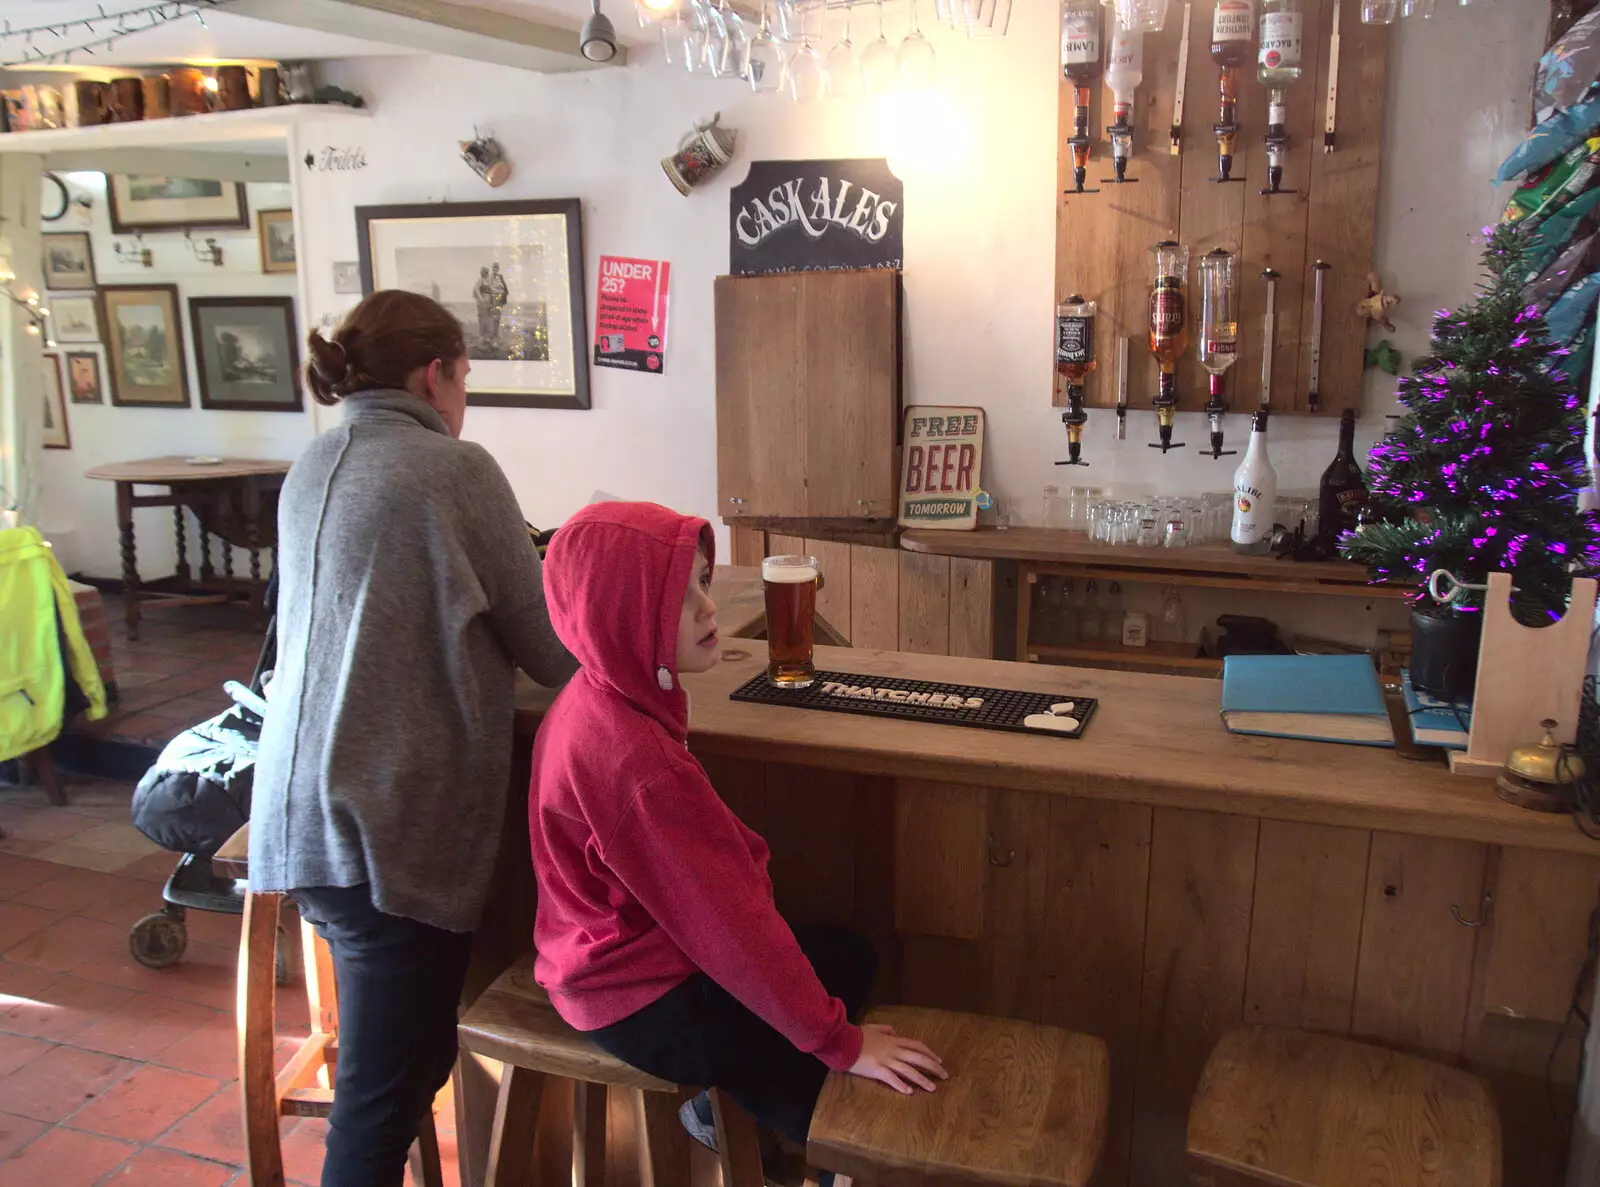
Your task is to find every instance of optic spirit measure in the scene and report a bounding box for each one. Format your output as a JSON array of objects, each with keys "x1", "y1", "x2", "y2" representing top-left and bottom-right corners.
[
  {"x1": 1148, "y1": 240, "x2": 1189, "y2": 452},
  {"x1": 1061, "y1": 0, "x2": 1104, "y2": 194},
  {"x1": 1197, "y1": 247, "x2": 1239, "y2": 458},
  {"x1": 1055, "y1": 293, "x2": 1096, "y2": 465},
  {"x1": 1257, "y1": 0, "x2": 1302, "y2": 194},
  {"x1": 1209, "y1": 0, "x2": 1253, "y2": 183}
]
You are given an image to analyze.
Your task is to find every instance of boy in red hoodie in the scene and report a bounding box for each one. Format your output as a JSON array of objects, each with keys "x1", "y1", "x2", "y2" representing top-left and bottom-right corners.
[{"x1": 531, "y1": 502, "x2": 944, "y2": 1153}]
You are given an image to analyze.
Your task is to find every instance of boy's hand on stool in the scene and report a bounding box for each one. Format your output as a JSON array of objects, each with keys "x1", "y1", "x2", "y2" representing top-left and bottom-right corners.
[{"x1": 849, "y1": 1023, "x2": 947, "y2": 1094}]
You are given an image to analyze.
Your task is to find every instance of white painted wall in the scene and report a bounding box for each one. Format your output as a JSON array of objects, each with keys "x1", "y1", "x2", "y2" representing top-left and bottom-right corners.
[{"x1": 33, "y1": 174, "x2": 309, "y2": 578}]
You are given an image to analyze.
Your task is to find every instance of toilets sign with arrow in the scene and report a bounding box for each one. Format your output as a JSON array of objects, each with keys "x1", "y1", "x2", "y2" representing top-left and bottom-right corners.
[{"x1": 594, "y1": 256, "x2": 671, "y2": 375}]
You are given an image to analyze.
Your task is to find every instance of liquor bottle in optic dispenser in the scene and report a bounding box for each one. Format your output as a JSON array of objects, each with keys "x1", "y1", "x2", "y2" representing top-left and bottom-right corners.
[
  {"x1": 1257, "y1": 0, "x2": 1302, "y2": 194},
  {"x1": 1196, "y1": 247, "x2": 1239, "y2": 458},
  {"x1": 1061, "y1": 0, "x2": 1104, "y2": 194},
  {"x1": 1055, "y1": 294, "x2": 1097, "y2": 465},
  {"x1": 1103, "y1": 18, "x2": 1143, "y2": 184},
  {"x1": 1209, "y1": 0, "x2": 1253, "y2": 183},
  {"x1": 1147, "y1": 240, "x2": 1189, "y2": 453}
]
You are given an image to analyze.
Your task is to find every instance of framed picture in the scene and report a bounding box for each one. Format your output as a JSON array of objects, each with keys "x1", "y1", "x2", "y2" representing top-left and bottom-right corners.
[
  {"x1": 189, "y1": 296, "x2": 303, "y2": 413},
  {"x1": 66, "y1": 351, "x2": 105, "y2": 404},
  {"x1": 102, "y1": 284, "x2": 189, "y2": 407},
  {"x1": 106, "y1": 174, "x2": 249, "y2": 234},
  {"x1": 41, "y1": 352, "x2": 69, "y2": 449},
  {"x1": 357, "y1": 199, "x2": 591, "y2": 410},
  {"x1": 258, "y1": 209, "x2": 296, "y2": 274},
  {"x1": 49, "y1": 292, "x2": 102, "y2": 344},
  {"x1": 42, "y1": 231, "x2": 95, "y2": 289}
]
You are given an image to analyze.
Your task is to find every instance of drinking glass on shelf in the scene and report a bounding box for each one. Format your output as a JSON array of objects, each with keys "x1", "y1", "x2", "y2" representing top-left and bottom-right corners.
[
  {"x1": 1080, "y1": 580, "x2": 1103, "y2": 644},
  {"x1": 1136, "y1": 503, "x2": 1161, "y2": 548},
  {"x1": 825, "y1": 5, "x2": 861, "y2": 98},
  {"x1": 1043, "y1": 484, "x2": 1062, "y2": 528},
  {"x1": 1163, "y1": 505, "x2": 1191, "y2": 549},
  {"x1": 1401, "y1": 0, "x2": 1436, "y2": 16},
  {"x1": 897, "y1": 0, "x2": 937, "y2": 88},
  {"x1": 1066, "y1": 486, "x2": 1090, "y2": 531},
  {"x1": 1057, "y1": 578, "x2": 1079, "y2": 643},
  {"x1": 1360, "y1": 0, "x2": 1399, "y2": 22},
  {"x1": 746, "y1": 0, "x2": 785, "y2": 92},
  {"x1": 860, "y1": 0, "x2": 898, "y2": 94},
  {"x1": 1158, "y1": 587, "x2": 1187, "y2": 645},
  {"x1": 1102, "y1": 582, "x2": 1125, "y2": 642}
]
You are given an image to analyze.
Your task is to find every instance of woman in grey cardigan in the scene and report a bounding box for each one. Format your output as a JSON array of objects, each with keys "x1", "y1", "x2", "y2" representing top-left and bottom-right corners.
[{"x1": 251, "y1": 289, "x2": 576, "y2": 1186}]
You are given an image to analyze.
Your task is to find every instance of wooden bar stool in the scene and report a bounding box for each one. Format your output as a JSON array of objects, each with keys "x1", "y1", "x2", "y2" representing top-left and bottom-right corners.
[
  {"x1": 1186, "y1": 1026, "x2": 1501, "y2": 1187},
  {"x1": 807, "y1": 1006, "x2": 1110, "y2": 1187},
  {"x1": 235, "y1": 880, "x2": 445, "y2": 1187},
  {"x1": 457, "y1": 954, "x2": 765, "y2": 1187}
]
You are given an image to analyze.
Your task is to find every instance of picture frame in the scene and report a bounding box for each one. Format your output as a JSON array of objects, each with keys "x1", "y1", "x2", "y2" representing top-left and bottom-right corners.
[
  {"x1": 189, "y1": 296, "x2": 303, "y2": 413},
  {"x1": 66, "y1": 351, "x2": 105, "y2": 404},
  {"x1": 49, "y1": 291, "x2": 103, "y2": 344},
  {"x1": 42, "y1": 231, "x2": 95, "y2": 289},
  {"x1": 41, "y1": 352, "x2": 69, "y2": 449},
  {"x1": 356, "y1": 198, "x2": 591, "y2": 410},
  {"x1": 106, "y1": 174, "x2": 249, "y2": 234},
  {"x1": 102, "y1": 284, "x2": 190, "y2": 407},
  {"x1": 258, "y1": 208, "x2": 297, "y2": 274}
]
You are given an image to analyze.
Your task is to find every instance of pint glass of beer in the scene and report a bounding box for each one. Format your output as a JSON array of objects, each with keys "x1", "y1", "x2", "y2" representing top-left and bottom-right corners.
[{"x1": 763, "y1": 555, "x2": 822, "y2": 688}]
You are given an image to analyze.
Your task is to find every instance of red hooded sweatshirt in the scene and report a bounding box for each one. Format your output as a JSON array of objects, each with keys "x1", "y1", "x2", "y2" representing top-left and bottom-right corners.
[{"x1": 529, "y1": 502, "x2": 863, "y2": 1073}]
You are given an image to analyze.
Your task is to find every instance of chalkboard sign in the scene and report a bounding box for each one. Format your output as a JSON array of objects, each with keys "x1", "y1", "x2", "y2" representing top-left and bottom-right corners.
[{"x1": 729, "y1": 158, "x2": 903, "y2": 276}]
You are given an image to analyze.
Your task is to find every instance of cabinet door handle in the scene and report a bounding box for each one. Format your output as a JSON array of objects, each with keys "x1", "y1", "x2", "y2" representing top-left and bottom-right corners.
[
  {"x1": 987, "y1": 832, "x2": 1015, "y2": 868},
  {"x1": 728, "y1": 497, "x2": 746, "y2": 506},
  {"x1": 1450, "y1": 891, "x2": 1492, "y2": 928}
]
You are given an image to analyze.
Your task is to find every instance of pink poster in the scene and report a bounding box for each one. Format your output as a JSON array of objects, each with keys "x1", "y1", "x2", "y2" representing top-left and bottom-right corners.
[{"x1": 594, "y1": 256, "x2": 670, "y2": 374}]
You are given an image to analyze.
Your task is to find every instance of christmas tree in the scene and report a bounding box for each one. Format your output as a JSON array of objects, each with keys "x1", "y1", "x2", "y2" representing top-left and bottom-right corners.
[{"x1": 1341, "y1": 223, "x2": 1600, "y2": 621}]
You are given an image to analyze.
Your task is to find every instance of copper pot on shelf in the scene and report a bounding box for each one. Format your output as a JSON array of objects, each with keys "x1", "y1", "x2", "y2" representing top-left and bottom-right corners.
[
  {"x1": 108, "y1": 78, "x2": 144, "y2": 123},
  {"x1": 71, "y1": 80, "x2": 110, "y2": 127},
  {"x1": 216, "y1": 65, "x2": 251, "y2": 111},
  {"x1": 169, "y1": 68, "x2": 210, "y2": 117},
  {"x1": 141, "y1": 74, "x2": 171, "y2": 119}
]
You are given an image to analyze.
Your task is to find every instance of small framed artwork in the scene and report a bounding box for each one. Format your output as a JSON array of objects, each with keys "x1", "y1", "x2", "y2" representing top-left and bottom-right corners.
[
  {"x1": 42, "y1": 231, "x2": 95, "y2": 290},
  {"x1": 49, "y1": 291, "x2": 102, "y2": 344},
  {"x1": 189, "y1": 296, "x2": 303, "y2": 413},
  {"x1": 357, "y1": 198, "x2": 591, "y2": 410},
  {"x1": 102, "y1": 284, "x2": 189, "y2": 407},
  {"x1": 41, "y1": 352, "x2": 69, "y2": 449},
  {"x1": 107, "y1": 174, "x2": 249, "y2": 233},
  {"x1": 66, "y1": 351, "x2": 105, "y2": 404},
  {"x1": 258, "y1": 209, "x2": 296, "y2": 274}
]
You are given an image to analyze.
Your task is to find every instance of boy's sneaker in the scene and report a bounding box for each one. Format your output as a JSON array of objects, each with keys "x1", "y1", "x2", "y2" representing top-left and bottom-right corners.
[{"x1": 678, "y1": 1092, "x2": 718, "y2": 1152}]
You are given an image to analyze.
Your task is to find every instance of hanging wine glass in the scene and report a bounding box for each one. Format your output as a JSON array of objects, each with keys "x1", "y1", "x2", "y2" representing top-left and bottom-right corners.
[
  {"x1": 859, "y1": 0, "x2": 898, "y2": 94},
  {"x1": 897, "y1": 0, "x2": 936, "y2": 88},
  {"x1": 787, "y1": 2, "x2": 824, "y2": 101},
  {"x1": 703, "y1": 0, "x2": 731, "y2": 77},
  {"x1": 746, "y1": 0, "x2": 786, "y2": 92},
  {"x1": 722, "y1": 3, "x2": 751, "y2": 78},
  {"x1": 681, "y1": 0, "x2": 710, "y2": 73},
  {"x1": 660, "y1": 2, "x2": 688, "y2": 65},
  {"x1": 825, "y1": 4, "x2": 860, "y2": 98}
]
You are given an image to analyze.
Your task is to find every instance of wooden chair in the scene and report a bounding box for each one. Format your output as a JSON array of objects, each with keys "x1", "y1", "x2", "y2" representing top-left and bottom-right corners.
[
  {"x1": 1186, "y1": 1026, "x2": 1501, "y2": 1187},
  {"x1": 807, "y1": 1006, "x2": 1110, "y2": 1187},
  {"x1": 20, "y1": 744, "x2": 66, "y2": 806},
  {"x1": 235, "y1": 883, "x2": 445, "y2": 1187},
  {"x1": 457, "y1": 954, "x2": 765, "y2": 1187}
]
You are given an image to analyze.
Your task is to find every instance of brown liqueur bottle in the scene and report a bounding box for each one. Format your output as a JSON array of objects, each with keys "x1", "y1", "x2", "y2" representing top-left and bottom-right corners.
[{"x1": 1317, "y1": 408, "x2": 1367, "y2": 548}]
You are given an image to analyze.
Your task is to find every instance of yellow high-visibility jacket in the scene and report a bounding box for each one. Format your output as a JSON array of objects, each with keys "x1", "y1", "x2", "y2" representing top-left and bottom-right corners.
[{"x1": 0, "y1": 526, "x2": 107, "y2": 763}]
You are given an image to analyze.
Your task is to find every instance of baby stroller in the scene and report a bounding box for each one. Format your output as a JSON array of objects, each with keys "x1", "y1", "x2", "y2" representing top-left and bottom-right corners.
[{"x1": 127, "y1": 574, "x2": 287, "y2": 982}]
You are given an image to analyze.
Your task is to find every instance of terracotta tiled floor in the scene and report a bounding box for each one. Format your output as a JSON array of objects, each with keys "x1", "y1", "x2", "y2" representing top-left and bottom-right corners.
[{"x1": 2, "y1": 601, "x2": 461, "y2": 1186}]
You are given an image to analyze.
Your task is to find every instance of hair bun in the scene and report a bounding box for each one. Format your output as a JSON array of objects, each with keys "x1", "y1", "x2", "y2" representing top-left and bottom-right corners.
[{"x1": 307, "y1": 330, "x2": 351, "y2": 385}]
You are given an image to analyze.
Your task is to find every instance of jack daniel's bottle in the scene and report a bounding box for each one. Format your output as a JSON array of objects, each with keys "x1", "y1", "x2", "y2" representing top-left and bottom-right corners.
[{"x1": 1317, "y1": 408, "x2": 1367, "y2": 548}]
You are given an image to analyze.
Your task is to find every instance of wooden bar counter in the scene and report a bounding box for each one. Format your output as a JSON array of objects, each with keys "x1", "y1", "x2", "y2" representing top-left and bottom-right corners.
[{"x1": 467, "y1": 647, "x2": 1598, "y2": 1187}]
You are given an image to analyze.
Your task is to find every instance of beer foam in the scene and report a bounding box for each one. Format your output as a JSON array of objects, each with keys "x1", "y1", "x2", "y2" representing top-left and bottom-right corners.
[{"x1": 762, "y1": 563, "x2": 818, "y2": 583}]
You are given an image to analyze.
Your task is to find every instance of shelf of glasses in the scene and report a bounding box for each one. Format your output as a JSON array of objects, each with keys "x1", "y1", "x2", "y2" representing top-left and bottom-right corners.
[{"x1": 1029, "y1": 639, "x2": 1223, "y2": 675}]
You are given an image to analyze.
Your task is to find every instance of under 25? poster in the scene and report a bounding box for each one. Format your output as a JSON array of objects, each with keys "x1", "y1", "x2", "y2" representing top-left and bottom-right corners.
[{"x1": 594, "y1": 256, "x2": 670, "y2": 374}]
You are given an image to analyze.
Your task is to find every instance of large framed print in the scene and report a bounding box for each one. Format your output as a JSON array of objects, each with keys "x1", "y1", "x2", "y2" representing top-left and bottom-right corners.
[
  {"x1": 107, "y1": 174, "x2": 249, "y2": 233},
  {"x1": 189, "y1": 296, "x2": 303, "y2": 412},
  {"x1": 357, "y1": 199, "x2": 590, "y2": 410},
  {"x1": 102, "y1": 284, "x2": 190, "y2": 407}
]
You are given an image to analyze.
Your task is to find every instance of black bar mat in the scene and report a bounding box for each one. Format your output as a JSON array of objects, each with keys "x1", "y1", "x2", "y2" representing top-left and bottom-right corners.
[{"x1": 730, "y1": 670, "x2": 1098, "y2": 739}]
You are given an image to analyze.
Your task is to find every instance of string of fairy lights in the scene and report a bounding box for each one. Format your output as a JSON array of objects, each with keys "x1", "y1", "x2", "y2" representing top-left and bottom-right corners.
[{"x1": 0, "y1": 1, "x2": 236, "y2": 69}]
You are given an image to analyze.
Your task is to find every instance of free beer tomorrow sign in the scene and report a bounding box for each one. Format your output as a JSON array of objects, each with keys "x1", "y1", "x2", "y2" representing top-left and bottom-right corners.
[{"x1": 898, "y1": 405, "x2": 985, "y2": 530}]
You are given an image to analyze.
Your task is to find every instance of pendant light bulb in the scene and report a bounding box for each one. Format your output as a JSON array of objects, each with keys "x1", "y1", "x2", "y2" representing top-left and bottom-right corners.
[{"x1": 580, "y1": 0, "x2": 618, "y2": 61}]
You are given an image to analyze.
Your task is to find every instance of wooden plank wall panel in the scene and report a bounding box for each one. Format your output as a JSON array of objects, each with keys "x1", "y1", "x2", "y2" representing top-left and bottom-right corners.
[
  {"x1": 948, "y1": 557, "x2": 994, "y2": 659},
  {"x1": 900, "y1": 936, "x2": 985, "y2": 1015},
  {"x1": 982, "y1": 789, "x2": 1054, "y2": 1024},
  {"x1": 899, "y1": 551, "x2": 952, "y2": 655},
  {"x1": 853, "y1": 776, "x2": 901, "y2": 999},
  {"x1": 728, "y1": 525, "x2": 765, "y2": 568},
  {"x1": 700, "y1": 754, "x2": 768, "y2": 835},
  {"x1": 1480, "y1": 847, "x2": 1600, "y2": 1023},
  {"x1": 1244, "y1": 820, "x2": 1369, "y2": 1033},
  {"x1": 764, "y1": 765, "x2": 858, "y2": 927},
  {"x1": 893, "y1": 781, "x2": 988, "y2": 940},
  {"x1": 1133, "y1": 808, "x2": 1258, "y2": 1187},
  {"x1": 850, "y1": 544, "x2": 900, "y2": 650},
  {"x1": 804, "y1": 537, "x2": 854, "y2": 645},
  {"x1": 1044, "y1": 799, "x2": 1154, "y2": 1187},
  {"x1": 1295, "y1": 1, "x2": 1388, "y2": 414},
  {"x1": 1351, "y1": 832, "x2": 1488, "y2": 1057},
  {"x1": 714, "y1": 276, "x2": 807, "y2": 516}
]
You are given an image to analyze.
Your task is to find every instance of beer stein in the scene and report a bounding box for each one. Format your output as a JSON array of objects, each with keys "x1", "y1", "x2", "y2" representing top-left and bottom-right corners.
[{"x1": 662, "y1": 114, "x2": 737, "y2": 196}]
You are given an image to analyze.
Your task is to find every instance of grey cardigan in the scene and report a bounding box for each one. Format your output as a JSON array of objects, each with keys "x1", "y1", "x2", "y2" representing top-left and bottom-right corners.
[{"x1": 249, "y1": 390, "x2": 576, "y2": 932}]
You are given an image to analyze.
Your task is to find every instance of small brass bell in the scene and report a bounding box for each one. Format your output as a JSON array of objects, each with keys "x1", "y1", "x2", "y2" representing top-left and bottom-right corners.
[{"x1": 1496, "y1": 719, "x2": 1585, "y2": 813}]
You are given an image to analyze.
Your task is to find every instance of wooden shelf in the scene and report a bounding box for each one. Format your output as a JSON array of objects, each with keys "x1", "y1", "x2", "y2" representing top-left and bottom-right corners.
[
  {"x1": 0, "y1": 103, "x2": 368, "y2": 157},
  {"x1": 902, "y1": 527, "x2": 1406, "y2": 598},
  {"x1": 1029, "y1": 639, "x2": 1223, "y2": 675}
]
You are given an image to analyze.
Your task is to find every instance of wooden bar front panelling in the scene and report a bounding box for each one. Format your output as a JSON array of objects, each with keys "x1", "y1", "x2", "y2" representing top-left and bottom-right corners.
[
  {"x1": 893, "y1": 781, "x2": 987, "y2": 940},
  {"x1": 1480, "y1": 847, "x2": 1600, "y2": 1023}
]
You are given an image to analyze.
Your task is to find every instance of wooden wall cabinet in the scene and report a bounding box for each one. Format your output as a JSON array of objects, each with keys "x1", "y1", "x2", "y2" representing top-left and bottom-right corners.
[{"x1": 715, "y1": 269, "x2": 900, "y2": 524}]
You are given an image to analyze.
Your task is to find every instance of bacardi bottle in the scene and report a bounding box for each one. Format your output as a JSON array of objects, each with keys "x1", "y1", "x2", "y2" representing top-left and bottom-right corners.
[
  {"x1": 1231, "y1": 410, "x2": 1277, "y2": 554},
  {"x1": 1257, "y1": 0, "x2": 1302, "y2": 192},
  {"x1": 1316, "y1": 408, "x2": 1367, "y2": 548}
]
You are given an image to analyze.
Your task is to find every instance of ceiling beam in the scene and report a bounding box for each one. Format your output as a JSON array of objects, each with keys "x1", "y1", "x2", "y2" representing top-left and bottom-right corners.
[
  {"x1": 226, "y1": 0, "x2": 625, "y2": 72},
  {"x1": 44, "y1": 149, "x2": 289, "y2": 184}
]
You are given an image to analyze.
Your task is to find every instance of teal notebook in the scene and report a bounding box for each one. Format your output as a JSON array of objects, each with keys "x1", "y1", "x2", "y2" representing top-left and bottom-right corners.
[
  {"x1": 1220, "y1": 654, "x2": 1395, "y2": 748},
  {"x1": 1400, "y1": 669, "x2": 1470, "y2": 750}
]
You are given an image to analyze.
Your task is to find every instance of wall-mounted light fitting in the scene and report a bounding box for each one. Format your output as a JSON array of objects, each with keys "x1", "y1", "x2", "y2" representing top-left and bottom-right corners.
[
  {"x1": 184, "y1": 229, "x2": 223, "y2": 266},
  {"x1": 114, "y1": 233, "x2": 152, "y2": 268}
]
